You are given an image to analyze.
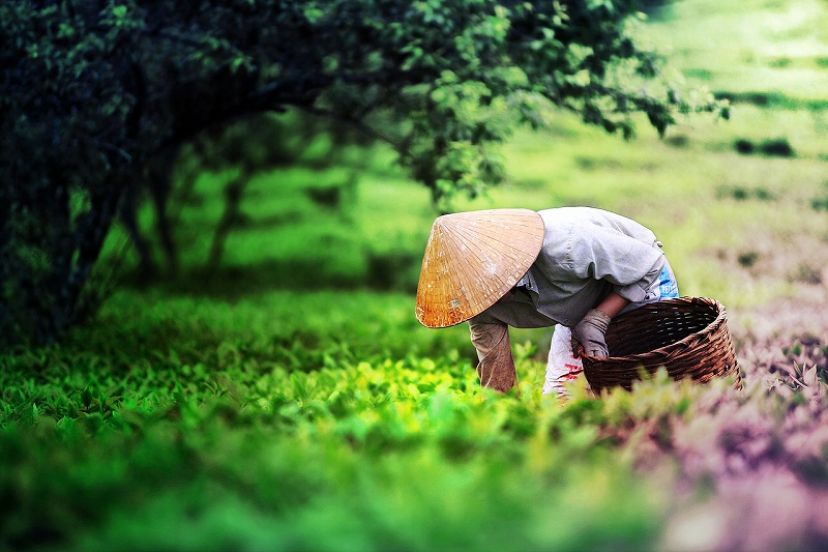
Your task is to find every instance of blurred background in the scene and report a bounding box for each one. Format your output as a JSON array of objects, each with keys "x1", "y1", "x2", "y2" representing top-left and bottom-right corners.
[
  {"x1": 104, "y1": 0, "x2": 827, "y2": 345},
  {"x1": 2, "y1": 0, "x2": 827, "y2": 550}
]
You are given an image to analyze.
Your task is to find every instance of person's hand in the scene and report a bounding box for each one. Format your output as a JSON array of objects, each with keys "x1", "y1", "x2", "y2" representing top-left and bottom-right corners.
[{"x1": 572, "y1": 309, "x2": 611, "y2": 359}]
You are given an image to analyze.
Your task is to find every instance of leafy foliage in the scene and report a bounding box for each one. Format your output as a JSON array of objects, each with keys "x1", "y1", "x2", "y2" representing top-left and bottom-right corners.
[
  {"x1": 0, "y1": 0, "x2": 725, "y2": 343},
  {"x1": 0, "y1": 291, "x2": 660, "y2": 551},
  {"x1": 1, "y1": 0, "x2": 825, "y2": 549},
  {"x1": 1, "y1": 290, "x2": 826, "y2": 550}
]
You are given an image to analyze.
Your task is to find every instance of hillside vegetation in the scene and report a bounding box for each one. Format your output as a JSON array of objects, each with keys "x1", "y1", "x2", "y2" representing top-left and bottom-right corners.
[{"x1": 2, "y1": 0, "x2": 827, "y2": 549}]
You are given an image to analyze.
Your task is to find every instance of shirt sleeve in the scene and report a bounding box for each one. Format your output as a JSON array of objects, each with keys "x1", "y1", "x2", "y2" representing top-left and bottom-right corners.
[
  {"x1": 566, "y1": 224, "x2": 666, "y2": 303},
  {"x1": 614, "y1": 257, "x2": 666, "y2": 303},
  {"x1": 468, "y1": 313, "x2": 516, "y2": 392}
]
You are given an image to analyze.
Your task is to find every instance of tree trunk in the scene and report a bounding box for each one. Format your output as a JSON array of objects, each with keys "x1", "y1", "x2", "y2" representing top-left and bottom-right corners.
[
  {"x1": 207, "y1": 164, "x2": 252, "y2": 270},
  {"x1": 148, "y1": 146, "x2": 181, "y2": 275},
  {"x1": 119, "y1": 181, "x2": 158, "y2": 281}
]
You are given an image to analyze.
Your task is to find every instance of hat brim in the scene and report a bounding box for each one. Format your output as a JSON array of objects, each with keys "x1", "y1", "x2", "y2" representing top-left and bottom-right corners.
[{"x1": 415, "y1": 209, "x2": 545, "y2": 328}]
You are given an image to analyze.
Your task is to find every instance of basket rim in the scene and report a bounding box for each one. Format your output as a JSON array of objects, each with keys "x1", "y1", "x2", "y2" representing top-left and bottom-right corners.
[{"x1": 581, "y1": 296, "x2": 727, "y2": 363}]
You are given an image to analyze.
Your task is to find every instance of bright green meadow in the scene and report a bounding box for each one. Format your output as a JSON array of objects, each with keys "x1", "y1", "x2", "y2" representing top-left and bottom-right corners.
[{"x1": 2, "y1": 0, "x2": 828, "y2": 550}]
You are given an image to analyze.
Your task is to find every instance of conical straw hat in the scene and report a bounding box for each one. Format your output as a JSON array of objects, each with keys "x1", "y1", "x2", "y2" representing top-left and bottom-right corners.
[{"x1": 415, "y1": 208, "x2": 545, "y2": 328}]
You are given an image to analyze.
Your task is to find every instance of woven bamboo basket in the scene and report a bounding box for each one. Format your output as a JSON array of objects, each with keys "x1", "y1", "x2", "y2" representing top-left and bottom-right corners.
[{"x1": 581, "y1": 297, "x2": 740, "y2": 393}]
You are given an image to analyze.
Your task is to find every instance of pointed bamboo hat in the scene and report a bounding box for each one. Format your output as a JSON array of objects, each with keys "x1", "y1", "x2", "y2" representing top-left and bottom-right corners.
[{"x1": 415, "y1": 208, "x2": 545, "y2": 328}]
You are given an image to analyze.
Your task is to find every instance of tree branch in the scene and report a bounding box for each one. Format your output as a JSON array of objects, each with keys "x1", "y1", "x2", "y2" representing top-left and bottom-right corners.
[{"x1": 298, "y1": 105, "x2": 404, "y2": 151}]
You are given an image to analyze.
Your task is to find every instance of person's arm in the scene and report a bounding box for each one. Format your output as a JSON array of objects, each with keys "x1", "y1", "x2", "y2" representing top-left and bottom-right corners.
[
  {"x1": 572, "y1": 291, "x2": 629, "y2": 358},
  {"x1": 567, "y1": 225, "x2": 663, "y2": 358},
  {"x1": 468, "y1": 314, "x2": 516, "y2": 392},
  {"x1": 595, "y1": 291, "x2": 629, "y2": 318}
]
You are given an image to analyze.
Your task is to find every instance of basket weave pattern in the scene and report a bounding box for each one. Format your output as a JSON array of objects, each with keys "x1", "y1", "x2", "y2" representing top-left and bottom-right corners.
[{"x1": 582, "y1": 297, "x2": 740, "y2": 392}]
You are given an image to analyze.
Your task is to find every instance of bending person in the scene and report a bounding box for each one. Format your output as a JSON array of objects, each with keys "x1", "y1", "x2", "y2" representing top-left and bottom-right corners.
[{"x1": 414, "y1": 207, "x2": 679, "y2": 397}]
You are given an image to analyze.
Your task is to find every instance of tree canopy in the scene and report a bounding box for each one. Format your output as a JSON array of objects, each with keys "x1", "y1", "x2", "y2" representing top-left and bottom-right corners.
[{"x1": 0, "y1": 0, "x2": 725, "y2": 343}]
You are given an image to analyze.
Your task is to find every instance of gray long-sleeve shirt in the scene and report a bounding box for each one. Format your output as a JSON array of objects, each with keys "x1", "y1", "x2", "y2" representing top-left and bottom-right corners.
[{"x1": 468, "y1": 207, "x2": 667, "y2": 391}]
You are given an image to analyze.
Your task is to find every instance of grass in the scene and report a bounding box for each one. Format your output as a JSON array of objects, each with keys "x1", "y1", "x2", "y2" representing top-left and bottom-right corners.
[{"x1": 4, "y1": 0, "x2": 828, "y2": 549}]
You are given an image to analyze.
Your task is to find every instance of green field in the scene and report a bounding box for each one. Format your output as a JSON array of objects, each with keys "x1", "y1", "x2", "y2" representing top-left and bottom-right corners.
[{"x1": 3, "y1": 0, "x2": 828, "y2": 550}]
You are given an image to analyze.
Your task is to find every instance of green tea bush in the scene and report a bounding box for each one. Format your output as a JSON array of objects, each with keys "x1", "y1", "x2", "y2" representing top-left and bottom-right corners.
[
  {"x1": 1, "y1": 290, "x2": 669, "y2": 552},
  {"x1": 2, "y1": 289, "x2": 826, "y2": 551}
]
